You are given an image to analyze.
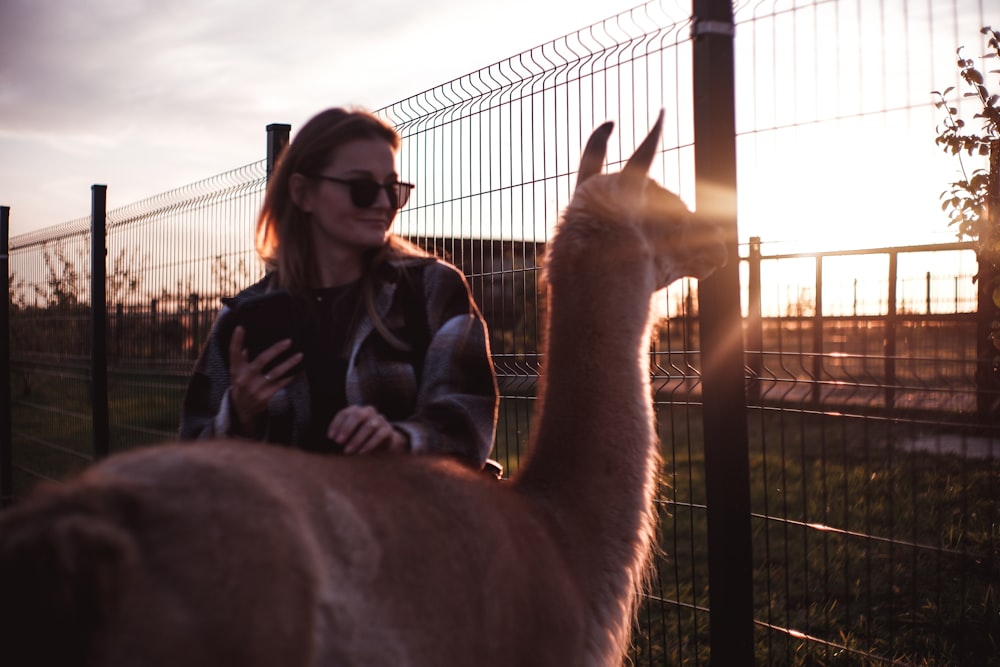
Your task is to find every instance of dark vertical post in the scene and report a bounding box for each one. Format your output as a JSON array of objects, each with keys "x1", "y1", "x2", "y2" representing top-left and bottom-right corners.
[
  {"x1": 91, "y1": 185, "x2": 110, "y2": 459},
  {"x1": 266, "y1": 124, "x2": 291, "y2": 181},
  {"x1": 151, "y1": 297, "x2": 159, "y2": 358},
  {"x1": 685, "y1": 281, "x2": 696, "y2": 349},
  {"x1": 188, "y1": 293, "x2": 200, "y2": 360},
  {"x1": 926, "y1": 271, "x2": 932, "y2": 315},
  {"x1": 114, "y1": 302, "x2": 124, "y2": 361},
  {"x1": 692, "y1": 2, "x2": 755, "y2": 665},
  {"x1": 1, "y1": 206, "x2": 12, "y2": 506},
  {"x1": 747, "y1": 237, "x2": 763, "y2": 405},
  {"x1": 976, "y1": 252, "x2": 999, "y2": 418},
  {"x1": 976, "y1": 140, "x2": 1000, "y2": 420},
  {"x1": 885, "y1": 251, "x2": 898, "y2": 410},
  {"x1": 812, "y1": 255, "x2": 823, "y2": 405}
]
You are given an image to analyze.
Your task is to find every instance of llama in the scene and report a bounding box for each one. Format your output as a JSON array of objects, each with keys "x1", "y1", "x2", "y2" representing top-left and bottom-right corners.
[{"x1": 0, "y1": 113, "x2": 726, "y2": 667}]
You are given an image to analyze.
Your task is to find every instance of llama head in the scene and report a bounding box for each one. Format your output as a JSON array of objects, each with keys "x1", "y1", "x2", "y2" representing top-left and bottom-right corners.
[{"x1": 565, "y1": 111, "x2": 727, "y2": 289}]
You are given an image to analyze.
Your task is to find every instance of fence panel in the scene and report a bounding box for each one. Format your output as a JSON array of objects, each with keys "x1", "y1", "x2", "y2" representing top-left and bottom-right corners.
[
  {"x1": 7, "y1": 216, "x2": 95, "y2": 494},
  {"x1": 4, "y1": 0, "x2": 1000, "y2": 665},
  {"x1": 742, "y1": 239, "x2": 998, "y2": 665},
  {"x1": 6, "y1": 161, "x2": 268, "y2": 491},
  {"x1": 102, "y1": 161, "x2": 269, "y2": 452},
  {"x1": 733, "y1": 0, "x2": 1000, "y2": 661}
]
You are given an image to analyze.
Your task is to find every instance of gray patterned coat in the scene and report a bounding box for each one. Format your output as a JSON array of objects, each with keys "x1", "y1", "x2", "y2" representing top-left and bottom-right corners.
[{"x1": 179, "y1": 257, "x2": 498, "y2": 469}]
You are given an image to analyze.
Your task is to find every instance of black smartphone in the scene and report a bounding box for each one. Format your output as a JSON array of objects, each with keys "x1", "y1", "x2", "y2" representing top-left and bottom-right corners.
[{"x1": 216, "y1": 290, "x2": 311, "y2": 375}]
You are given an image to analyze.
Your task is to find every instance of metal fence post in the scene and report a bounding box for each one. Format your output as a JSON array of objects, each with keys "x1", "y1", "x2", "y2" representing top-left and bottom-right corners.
[
  {"x1": 188, "y1": 293, "x2": 200, "y2": 360},
  {"x1": 812, "y1": 255, "x2": 823, "y2": 404},
  {"x1": 151, "y1": 297, "x2": 159, "y2": 358},
  {"x1": 747, "y1": 237, "x2": 763, "y2": 405},
  {"x1": 926, "y1": 271, "x2": 932, "y2": 315},
  {"x1": 1, "y1": 206, "x2": 12, "y2": 506},
  {"x1": 91, "y1": 185, "x2": 110, "y2": 459},
  {"x1": 692, "y1": 1, "x2": 756, "y2": 665},
  {"x1": 885, "y1": 251, "x2": 898, "y2": 410},
  {"x1": 266, "y1": 123, "x2": 291, "y2": 181}
]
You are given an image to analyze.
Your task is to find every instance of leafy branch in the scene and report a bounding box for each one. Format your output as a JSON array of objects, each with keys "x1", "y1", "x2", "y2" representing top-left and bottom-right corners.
[{"x1": 932, "y1": 26, "x2": 1000, "y2": 247}]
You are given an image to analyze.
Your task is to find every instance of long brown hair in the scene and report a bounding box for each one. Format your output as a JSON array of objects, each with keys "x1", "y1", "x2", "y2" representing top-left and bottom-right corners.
[{"x1": 256, "y1": 107, "x2": 429, "y2": 350}]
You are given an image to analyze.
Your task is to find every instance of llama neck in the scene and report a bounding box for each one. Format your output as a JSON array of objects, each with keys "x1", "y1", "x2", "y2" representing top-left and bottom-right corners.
[
  {"x1": 521, "y1": 259, "x2": 658, "y2": 525},
  {"x1": 535, "y1": 272, "x2": 655, "y2": 454},
  {"x1": 516, "y1": 250, "x2": 660, "y2": 660}
]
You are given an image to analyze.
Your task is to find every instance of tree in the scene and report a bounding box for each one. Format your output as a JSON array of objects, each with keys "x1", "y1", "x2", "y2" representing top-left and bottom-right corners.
[
  {"x1": 933, "y1": 26, "x2": 1000, "y2": 419},
  {"x1": 37, "y1": 241, "x2": 84, "y2": 309},
  {"x1": 7, "y1": 272, "x2": 26, "y2": 311},
  {"x1": 108, "y1": 247, "x2": 146, "y2": 307}
]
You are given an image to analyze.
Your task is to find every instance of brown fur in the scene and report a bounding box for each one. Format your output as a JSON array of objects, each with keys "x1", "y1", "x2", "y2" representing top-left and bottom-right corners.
[{"x1": 0, "y1": 114, "x2": 725, "y2": 667}]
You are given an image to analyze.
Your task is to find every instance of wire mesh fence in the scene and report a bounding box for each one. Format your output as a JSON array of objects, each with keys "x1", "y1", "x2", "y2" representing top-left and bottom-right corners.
[
  {"x1": 6, "y1": 161, "x2": 269, "y2": 493},
  {"x1": 4, "y1": 0, "x2": 999, "y2": 665}
]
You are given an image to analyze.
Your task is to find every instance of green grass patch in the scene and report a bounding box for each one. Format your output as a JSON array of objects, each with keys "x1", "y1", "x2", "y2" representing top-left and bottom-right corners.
[
  {"x1": 629, "y1": 405, "x2": 1000, "y2": 667},
  {"x1": 8, "y1": 374, "x2": 998, "y2": 665}
]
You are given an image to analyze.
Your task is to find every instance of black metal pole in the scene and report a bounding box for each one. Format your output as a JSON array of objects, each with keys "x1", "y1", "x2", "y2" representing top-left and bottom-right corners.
[
  {"x1": 812, "y1": 256, "x2": 823, "y2": 405},
  {"x1": 266, "y1": 123, "x2": 291, "y2": 181},
  {"x1": 91, "y1": 185, "x2": 110, "y2": 459},
  {"x1": 747, "y1": 237, "x2": 763, "y2": 406},
  {"x1": 692, "y1": 1, "x2": 756, "y2": 665},
  {"x1": 885, "y1": 251, "x2": 898, "y2": 410},
  {"x1": 1, "y1": 206, "x2": 12, "y2": 506}
]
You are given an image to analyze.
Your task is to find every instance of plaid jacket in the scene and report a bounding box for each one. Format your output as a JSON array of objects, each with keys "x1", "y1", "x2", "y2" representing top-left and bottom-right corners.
[{"x1": 179, "y1": 257, "x2": 499, "y2": 468}]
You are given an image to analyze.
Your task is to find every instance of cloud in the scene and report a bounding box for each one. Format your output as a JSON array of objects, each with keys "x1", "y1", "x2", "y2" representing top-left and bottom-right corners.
[
  {"x1": 1, "y1": 0, "x2": 647, "y2": 233},
  {"x1": 0, "y1": 0, "x2": 424, "y2": 140}
]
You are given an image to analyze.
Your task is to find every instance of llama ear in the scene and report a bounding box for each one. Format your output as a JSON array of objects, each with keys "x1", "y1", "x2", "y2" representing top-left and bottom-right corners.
[
  {"x1": 622, "y1": 110, "x2": 665, "y2": 187},
  {"x1": 575, "y1": 121, "x2": 615, "y2": 191}
]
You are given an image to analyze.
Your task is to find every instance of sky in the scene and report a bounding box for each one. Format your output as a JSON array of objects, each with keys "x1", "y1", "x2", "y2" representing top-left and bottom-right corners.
[
  {"x1": 2, "y1": 0, "x2": 996, "y2": 262},
  {"x1": 1, "y1": 0, "x2": 648, "y2": 237}
]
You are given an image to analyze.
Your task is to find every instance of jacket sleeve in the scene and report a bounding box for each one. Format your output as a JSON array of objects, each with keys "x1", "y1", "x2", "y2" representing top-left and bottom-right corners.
[
  {"x1": 392, "y1": 261, "x2": 499, "y2": 468},
  {"x1": 178, "y1": 309, "x2": 241, "y2": 441}
]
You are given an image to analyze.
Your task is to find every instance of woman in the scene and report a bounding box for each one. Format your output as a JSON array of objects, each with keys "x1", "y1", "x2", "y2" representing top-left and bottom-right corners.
[{"x1": 180, "y1": 108, "x2": 498, "y2": 469}]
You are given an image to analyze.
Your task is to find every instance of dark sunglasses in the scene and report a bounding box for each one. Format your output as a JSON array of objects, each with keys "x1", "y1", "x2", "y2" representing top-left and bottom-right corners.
[{"x1": 311, "y1": 175, "x2": 415, "y2": 210}]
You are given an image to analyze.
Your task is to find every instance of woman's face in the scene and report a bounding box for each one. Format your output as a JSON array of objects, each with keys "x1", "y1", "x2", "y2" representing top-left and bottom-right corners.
[{"x1": 297, "y1": 137, "x2": 401, "y2": 260}]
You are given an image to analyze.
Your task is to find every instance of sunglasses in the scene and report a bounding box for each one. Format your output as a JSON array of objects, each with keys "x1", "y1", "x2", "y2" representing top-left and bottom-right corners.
[{"x1": 311, "y1": 175, "x2": 415, "y2": 210}]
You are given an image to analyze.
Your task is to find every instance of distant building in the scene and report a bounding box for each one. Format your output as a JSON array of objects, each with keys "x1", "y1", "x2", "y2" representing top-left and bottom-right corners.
[{"x1": 407, "y1": 235, "x2": 546, "y2": 366}]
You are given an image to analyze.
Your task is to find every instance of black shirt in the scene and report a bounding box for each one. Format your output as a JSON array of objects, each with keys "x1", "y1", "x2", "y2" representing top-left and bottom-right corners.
[{"x1": 303, "y1": 281, "x2": 362, "y2": 451}]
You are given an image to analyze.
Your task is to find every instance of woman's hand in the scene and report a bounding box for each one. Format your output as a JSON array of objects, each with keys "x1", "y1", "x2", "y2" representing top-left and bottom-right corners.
[
  {"x1": 228, "y1": 326, "x2": 303, "y2": 431},
  {"x1": 328, "y1": 405, "x2": 410, "y2": 455}
]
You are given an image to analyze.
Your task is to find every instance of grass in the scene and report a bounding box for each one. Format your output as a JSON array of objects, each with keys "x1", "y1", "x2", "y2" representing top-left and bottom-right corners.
[
  {"x1": 7, "y1": 375, "x2": 998, "y2": 666},
  {"x1": 488, "y1": 394, "x2": 998, "y2": 665},
  {"x1": 8, "y1": 365, "x2": 188, "y2": 491},
  {"x1": 631, "y1": 404, "x2": 1000, "y2": 667}
]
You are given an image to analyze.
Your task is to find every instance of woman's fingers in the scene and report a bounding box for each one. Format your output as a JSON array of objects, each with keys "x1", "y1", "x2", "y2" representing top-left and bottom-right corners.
[
  {"x1": 328, "y1": 405, "x2": 374, "y2": 445},
  {"x1": 265, "y1": 350, "x2": 304, "y2": 382},
  {"x1": 251, "y1": 338, "x2": 294, "y2": 374},
  {"x1": 329, "y1": 406, "x2": 393, "y2": 453},
  {"x1": 228, "y1": 326, "x2": 248, "y2": 370},
  {"x1": 350, "y1": 418, "x2": 393, "y2": 455},
  {"x1": 228, "y1": 330, "x2": 301, "y2": 428}
]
